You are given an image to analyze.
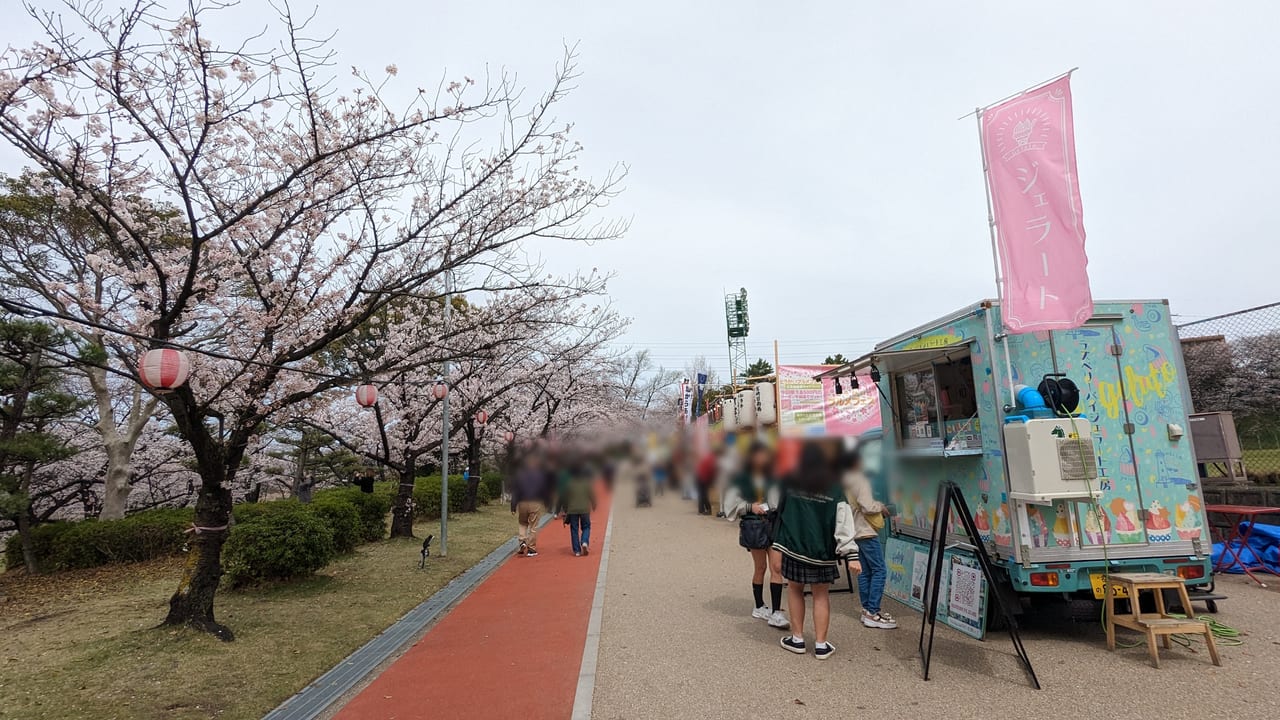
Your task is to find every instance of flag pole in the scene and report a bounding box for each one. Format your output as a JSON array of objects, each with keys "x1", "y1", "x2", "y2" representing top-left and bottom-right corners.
[
  {"x1": 957, "y1": 67, "x2": 1078, "y2": 120},
  {"x1": 974, "y1": 106, "x2": 1017, "y2": 409},
  {"x1": 773, "y1": 339, "x2": 782, "y2": 433}
]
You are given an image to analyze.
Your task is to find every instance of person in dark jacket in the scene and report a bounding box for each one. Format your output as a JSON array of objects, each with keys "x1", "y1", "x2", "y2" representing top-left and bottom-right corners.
[
  {"x1": 511, "y1": 452, "x2": 554, "y2": 557},
  {"x1": 556, "y1": 462, "x2": 598, "y2": 556},
  {"x1": 772, "y1": 441, "x2": 859, "y2": 660}
]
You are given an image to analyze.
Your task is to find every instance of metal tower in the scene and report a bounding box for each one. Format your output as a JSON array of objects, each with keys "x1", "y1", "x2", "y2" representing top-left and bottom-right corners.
[{"x1": 724, "y1": 288, "x2": 749, "y2": 389}]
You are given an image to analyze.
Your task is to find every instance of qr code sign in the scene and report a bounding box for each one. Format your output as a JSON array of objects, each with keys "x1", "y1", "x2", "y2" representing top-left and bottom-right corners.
[{"x1": 948, "y1": 560, "x2": 982, "y2": 623}]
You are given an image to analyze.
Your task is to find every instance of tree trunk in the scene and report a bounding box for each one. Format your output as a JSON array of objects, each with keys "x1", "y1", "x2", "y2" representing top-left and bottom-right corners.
[
  {"x1": 87, "y1": 364, "x2": 156, "y2": 521},
  {"x1": 158, "y1": 385, "x2": 238, "y2": 641},
  {"x1": 162, "y1": 480, "x2": 234, "y2": 641},
  {"x1": 389, "y1": 461, "x2": 416, "y2": 538},
  {"x1": 16, "y1": 508, "x2": 38, "y2": 574},
  {"x1": 290, "y1": 442, "x2": 312, "y2": 501},
  {"x1": 99, "y1": 442, "x2": 134, "y2": 520},
  {"x1": 462, "y1": 422, "x2": 481, "y2": 513}
]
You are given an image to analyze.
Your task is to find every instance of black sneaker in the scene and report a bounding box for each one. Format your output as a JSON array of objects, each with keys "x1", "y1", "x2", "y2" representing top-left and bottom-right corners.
[
  {"x1": 780, "y1": 636, "x2": 806, "y2": 654},
  {"x1": 526, "y1": 549, "x2": 539, "y2": 557},
  {"x1": 814, "y1": 642, "x2": 835, "y2": 661}
]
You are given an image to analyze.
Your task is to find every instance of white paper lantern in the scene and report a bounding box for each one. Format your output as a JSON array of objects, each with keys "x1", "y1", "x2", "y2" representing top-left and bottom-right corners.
[
  {"x1": 736, "y1": 389, "x2": 757, "y2": 426},
  {"x1": 355, "y1": 384, "x2": 378, "y2": 408},
  {"x1": 721, "y1": 397, "x2": 739, "y2": 431},
  {"x1": 754, "y1": 382, "x2": 777, "y2": 425},
  {"x1": 137, "y1": 348, "x2": 190, "y2": 393}
]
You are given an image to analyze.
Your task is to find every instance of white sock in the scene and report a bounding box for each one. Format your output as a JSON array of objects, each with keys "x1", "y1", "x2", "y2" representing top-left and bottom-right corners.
[
  {"x1": 816, "y1": 641, "x2": 831, "y2": 649},
  {"x1": 790, "y1": 635, "x2": 804, "y2": 644}
]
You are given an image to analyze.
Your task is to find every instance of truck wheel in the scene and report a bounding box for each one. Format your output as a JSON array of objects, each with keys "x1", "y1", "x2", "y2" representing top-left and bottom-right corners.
[
  {"x1": 1064, "y1": 597, "x2": 1102, "y2": 623},
  {"x1": 1206, "y1": 599, "x2": 1218, "y2": 614}
]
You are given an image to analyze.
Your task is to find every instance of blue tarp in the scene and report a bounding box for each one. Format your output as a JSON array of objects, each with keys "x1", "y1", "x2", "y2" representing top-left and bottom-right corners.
[{"x1": 1211, "y1": 522, "x2": 1280, "y2": 574}]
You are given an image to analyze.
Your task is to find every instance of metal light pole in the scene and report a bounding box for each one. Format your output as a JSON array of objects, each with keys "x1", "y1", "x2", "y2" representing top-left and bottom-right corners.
[{"x1": 440, "y1": 268, "x2": 453, "y2": 557}]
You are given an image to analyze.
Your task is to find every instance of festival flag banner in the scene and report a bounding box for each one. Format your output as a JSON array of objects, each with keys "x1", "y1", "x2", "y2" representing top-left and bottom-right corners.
[
  {"x1": 981, "y1": 75, "x2": 1091, "y2": 332},
  {"x1": 695, "y1": 372, "x2": 707, "y2": 417},
  {"x1": 777, "y1": 364, "x2": 880, "y2": 438}
]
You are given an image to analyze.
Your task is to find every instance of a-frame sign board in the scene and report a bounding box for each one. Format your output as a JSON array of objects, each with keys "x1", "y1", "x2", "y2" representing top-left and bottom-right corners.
[{"x1": 918, "y1": 481, "x2": 1040, "y2": 689}]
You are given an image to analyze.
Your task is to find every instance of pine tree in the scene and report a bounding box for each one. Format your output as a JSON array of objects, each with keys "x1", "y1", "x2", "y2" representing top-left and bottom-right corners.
[
  {"x1": 0, "y1": 318, "x2": 87, "y2": 572},
  {"x1": 743, "y1": 359, "x2": 775, "y2": 385}
]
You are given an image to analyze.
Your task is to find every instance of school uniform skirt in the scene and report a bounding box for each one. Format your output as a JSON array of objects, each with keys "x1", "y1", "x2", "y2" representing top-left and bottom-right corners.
[{"x1": 780, "y1": 554, "x2": 838, "y2": 585}]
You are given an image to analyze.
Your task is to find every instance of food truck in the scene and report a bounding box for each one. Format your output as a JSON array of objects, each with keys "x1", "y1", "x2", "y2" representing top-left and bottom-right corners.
[{"x1": 820, "y1": 299, "x2": 1214, "y2": 636}]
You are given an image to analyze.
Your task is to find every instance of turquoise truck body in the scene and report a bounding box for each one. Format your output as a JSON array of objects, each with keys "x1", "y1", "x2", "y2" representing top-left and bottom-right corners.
[{"x1": 856, "y1": 299, "x2": 1212, "y2": 609}]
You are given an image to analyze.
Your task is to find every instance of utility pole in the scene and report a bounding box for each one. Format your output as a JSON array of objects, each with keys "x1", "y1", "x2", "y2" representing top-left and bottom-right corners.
[{"x1": 440, "y1": 268, "x2": 453, "y2": 557}]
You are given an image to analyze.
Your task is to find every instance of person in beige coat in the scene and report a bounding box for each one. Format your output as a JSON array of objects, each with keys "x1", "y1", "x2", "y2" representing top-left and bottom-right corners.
[{"x1": 842, "y1": 448, "x2": 897, "y2": 629}]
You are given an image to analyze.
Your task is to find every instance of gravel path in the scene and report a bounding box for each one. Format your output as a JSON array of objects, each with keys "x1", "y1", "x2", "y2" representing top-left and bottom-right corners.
[{"x1": 592, "y1": 488, "x2": 1280, "y2": 719}]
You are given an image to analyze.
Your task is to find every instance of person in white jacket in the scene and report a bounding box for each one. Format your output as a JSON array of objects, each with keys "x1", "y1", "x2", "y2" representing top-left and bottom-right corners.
[{"x1": 722, "y1": 442, "x2": 789, "y2": 629}]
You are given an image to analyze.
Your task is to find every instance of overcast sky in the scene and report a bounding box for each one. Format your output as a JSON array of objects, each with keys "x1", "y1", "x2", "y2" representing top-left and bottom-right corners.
[{"x1": 4, "y1": 1, "x2": 1277, "y2": 381}]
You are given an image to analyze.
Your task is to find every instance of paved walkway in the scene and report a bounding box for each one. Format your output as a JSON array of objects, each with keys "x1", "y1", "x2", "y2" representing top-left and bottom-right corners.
[
  {"x1": 324, "y1": 484, "x2": 1278, "y2": 720},
  {"x1": 591, "y1": 491, "x2": 1275, "y2": 720},
  {"x1": 333, "y1": 490, "x2": 612, "y2": 720}
]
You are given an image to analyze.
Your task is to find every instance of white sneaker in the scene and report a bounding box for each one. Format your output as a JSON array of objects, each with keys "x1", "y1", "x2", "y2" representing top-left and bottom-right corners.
[
  {"x1": 861, "y1": 610, "x2": 898, "y2": 629},
  {"x1": 767, "y1": 610, "x2": 790, "y2": 629},
  {"x1": 751, "y1": 606, "x2": 772, "y2": 620}
]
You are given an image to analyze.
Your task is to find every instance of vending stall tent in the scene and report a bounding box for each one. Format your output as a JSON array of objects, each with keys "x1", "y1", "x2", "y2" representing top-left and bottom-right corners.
[{"x1": 817, "y1": 299, "x2": 1214, "y2": 636}]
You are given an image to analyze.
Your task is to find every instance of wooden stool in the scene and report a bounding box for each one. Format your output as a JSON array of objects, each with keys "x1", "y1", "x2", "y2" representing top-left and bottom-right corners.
[{"x1": 1104, "y1": 572, "x2": 1222, "y2": 669}]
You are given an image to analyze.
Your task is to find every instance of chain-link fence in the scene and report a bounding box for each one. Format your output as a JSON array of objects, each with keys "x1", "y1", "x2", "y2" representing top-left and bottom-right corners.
[{"x1": 1176, "y1": 302, "x2": 1280, "y2": 480}]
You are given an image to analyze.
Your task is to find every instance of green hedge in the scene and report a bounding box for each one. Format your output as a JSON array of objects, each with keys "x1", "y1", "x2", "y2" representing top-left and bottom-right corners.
[
  {"x1": 412, "y1": 476, "x2": 468, "y2": 520},
  {"x1": 481, "y1": 473, "x2": 504, "y2": 500},
  {"x1": 4, "y1": 475, "x2": 501, "y2": 576},
  {"x1": 314, "y1": 486, "x2": 391, "y2": 542},
  {"x1": 3, "y1": 507, "x2": 195, "y2": 572},
  {"x1": 5, "y1": 483, "x2": 395, "y2": 575},
  {"x1": 309, "y1": 495, "x2": 362, "y2": 553},
  {"x1": 223, "y1": 503, "x2": 335, "y2": 586},
  {"x1": 410, "y1": 473, "x2": 502, "y2": 519}
]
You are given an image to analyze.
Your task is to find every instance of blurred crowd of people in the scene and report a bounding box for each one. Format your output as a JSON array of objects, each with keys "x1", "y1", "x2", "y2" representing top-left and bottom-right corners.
[
  {"x1": 503, "y1": 428, "x2": 895, "y2": 661},
  {"x1": 623, "y1": 429, "x2": 899, "y2": 660}
]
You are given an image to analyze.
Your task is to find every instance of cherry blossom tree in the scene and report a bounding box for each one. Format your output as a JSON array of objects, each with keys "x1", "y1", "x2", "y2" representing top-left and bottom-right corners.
[
  {"x1": 310, "y1": 279, "x2": 625, "y2": 537},
  {"x1": 0, "y1": 2, "x2": 624, "y2": 638},
  {"x1": 0, "y1": 172, "x2": 165, "y2": 519}
]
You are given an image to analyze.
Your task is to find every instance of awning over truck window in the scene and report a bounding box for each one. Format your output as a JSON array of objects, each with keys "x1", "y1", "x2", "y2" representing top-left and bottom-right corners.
[{"x1": 812, "y1": 340, "x2": 974, "y2": 380}]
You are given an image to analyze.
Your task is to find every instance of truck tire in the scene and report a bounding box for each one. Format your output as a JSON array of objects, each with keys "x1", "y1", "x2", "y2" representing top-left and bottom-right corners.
[{"x1": 1064, "y1": 597, "x2": 1102, "y2": 624}]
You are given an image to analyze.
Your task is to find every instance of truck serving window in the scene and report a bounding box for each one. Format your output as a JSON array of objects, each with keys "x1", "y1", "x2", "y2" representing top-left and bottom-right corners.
[
  {"x1": 893, "y1": 355, "x2": 979, "y2": 453},
  {"x1": 936, "y1": 357, "x2": 980, "y2": 450},
  {"x1": 896, "y1": 366, "x2": 940, "y2": 449}
]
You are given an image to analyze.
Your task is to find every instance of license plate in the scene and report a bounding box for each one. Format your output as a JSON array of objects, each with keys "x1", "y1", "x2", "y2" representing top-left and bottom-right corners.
[{"x1": 1090, "y1": 574, "x2": 1129, "y2": 600}]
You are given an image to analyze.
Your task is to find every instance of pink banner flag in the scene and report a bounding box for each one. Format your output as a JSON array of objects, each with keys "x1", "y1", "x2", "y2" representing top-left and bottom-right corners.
[
  {"x1": 777, "y1": 365, "x2": 880, "y2": 438},
  {"x1": 982, "y1": 75, "x2": 1091, "y2": 332}
]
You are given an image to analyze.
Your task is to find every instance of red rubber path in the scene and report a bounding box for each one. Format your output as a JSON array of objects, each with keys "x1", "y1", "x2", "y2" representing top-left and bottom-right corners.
[{"x1": 334, "y1": 490, "x2": 611, "y2": 720}]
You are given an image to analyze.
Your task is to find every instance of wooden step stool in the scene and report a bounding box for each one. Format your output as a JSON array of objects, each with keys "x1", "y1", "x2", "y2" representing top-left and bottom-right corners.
[{"x1": 1104, "y1": 572, "x2": 1222, "y2": 669}]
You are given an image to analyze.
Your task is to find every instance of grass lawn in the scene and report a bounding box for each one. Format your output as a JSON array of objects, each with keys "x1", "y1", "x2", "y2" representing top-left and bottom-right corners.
[{"x1": 0, "y1": 503, "x2": 515, "y2": 720}]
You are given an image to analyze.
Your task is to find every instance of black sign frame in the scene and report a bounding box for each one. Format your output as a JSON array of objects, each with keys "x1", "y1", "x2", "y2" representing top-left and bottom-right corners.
[{"x1": 917, "y1": 481, "x2": 1040, "y2": 689}]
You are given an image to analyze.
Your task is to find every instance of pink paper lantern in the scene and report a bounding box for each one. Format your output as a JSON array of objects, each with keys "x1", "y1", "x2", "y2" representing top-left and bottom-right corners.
[
  {"x1": 138, "y1": 348, "x2": 190, "y2": 393},
  {"x1": 475, "y1": 410, "x2": 489, "y2": 425},
  {"x1": 503, "y1": 430, "x2": 515, "y2": 443},
  {"x1": 432, "y1": 380, "x2": 448, "y2": 400},
  {"x1": 355, "y1": 384, "x2": 378, "y2": 408}
]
